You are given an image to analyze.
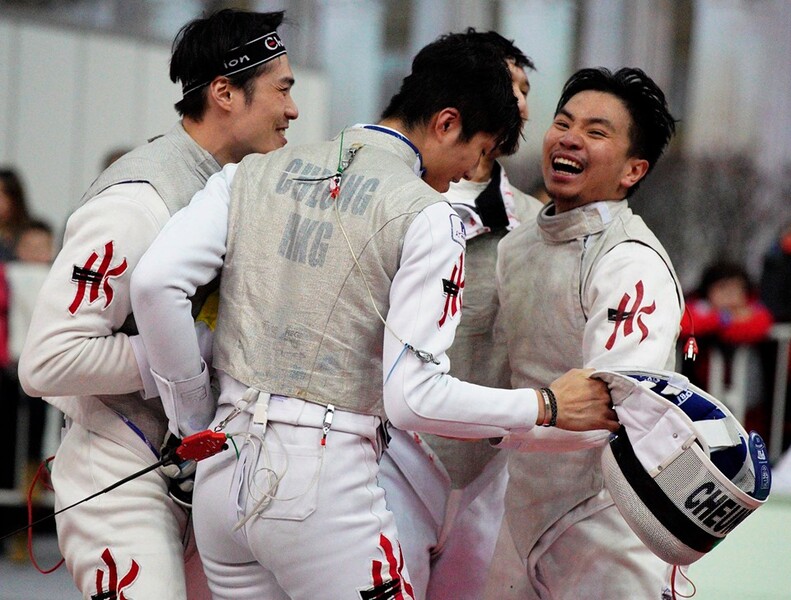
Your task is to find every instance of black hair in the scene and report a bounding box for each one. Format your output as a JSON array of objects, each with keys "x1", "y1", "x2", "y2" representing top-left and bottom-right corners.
[
  {"x1": 170, "y1": 9, "x2": 285, "y2": 120},
  {"x1": 555, "y1": 67, "x2": 677, "y2": 197},
  {"x1": 463, "y1": 28, "x2": 535, "y2": 71},
  {"x1": 699, "y1": 261, "x2": 753, "y2": 299},
  {"x1": 22, "y1": 218, "x2": 53, "y2": 236},
  {"x1": 0, "y1": 167, "x2": 31, "y2": 231},
  {"x1": 381, "y1": 30, "x2": 522, "y2": 155}
]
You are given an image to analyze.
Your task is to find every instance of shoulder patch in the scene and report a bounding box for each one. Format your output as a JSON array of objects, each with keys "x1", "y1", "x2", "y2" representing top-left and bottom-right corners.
[
  {"x1": 438, "y1": 251, "x2": 465, "y2": 329},
  {"x1": 605, "y1": 279, "x2": 656, "y2": 350},
  {"x1": 449, "y1": 213, "x2": 466, "y2": 248},
  {"x1": 69, "y1": 241, "x2": 128, "y2": 315}
]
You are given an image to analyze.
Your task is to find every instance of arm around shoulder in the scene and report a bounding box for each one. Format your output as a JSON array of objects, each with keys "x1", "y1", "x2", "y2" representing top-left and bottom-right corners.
[{"x1": 130, "y1": 165, "x2": 236, "y2": 383}]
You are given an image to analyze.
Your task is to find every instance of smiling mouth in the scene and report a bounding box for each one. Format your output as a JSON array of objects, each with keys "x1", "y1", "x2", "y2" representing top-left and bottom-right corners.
[{"x1": 552, "y1": 156, "x2": 583, "y2": 175}]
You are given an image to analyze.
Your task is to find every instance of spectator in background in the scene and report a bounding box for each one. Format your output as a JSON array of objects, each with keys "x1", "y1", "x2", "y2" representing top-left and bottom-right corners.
[
  {"x1": 681, "y1": 261, "x2": 774, "y2": 429},
  {"x1": 759, "y1": 222, "x2": 791, "y2": 459},
  {"x1": 0, "y1": 220, "x2": 56, "y2": 376},
  {"x1": 1, "y1": 218, "x2": 55, "y2": 561},
  {"x1": 0, "y1": 169, "x2": 32, "y2": 261},
  {"x1": 683, "y1": 261, "x2": 774, "y2": 350},
  {"x1": 11, "y1": 219, "x2": 56, "y2": 460},
  {"x1": 760, "y1": 222, "x2": 791, "y2": 323},
  {"x1": 14, "y1": 220, "x2": 54, "y2": 264},
  {"x1": 0, "y1": 170, "x2": 36, "y2": 497}
]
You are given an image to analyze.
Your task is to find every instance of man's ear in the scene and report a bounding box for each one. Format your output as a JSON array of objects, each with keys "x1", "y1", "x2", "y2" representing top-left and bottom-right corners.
[
  {"x1": 432, "y1": 108, "x2": 462, "y2": 142},
  {"x1": 621, "y1": 157, "x2": 649, "y2": 191},
  {"x1": 207, "y1": 76, "x2": 234, "y2": 113}
]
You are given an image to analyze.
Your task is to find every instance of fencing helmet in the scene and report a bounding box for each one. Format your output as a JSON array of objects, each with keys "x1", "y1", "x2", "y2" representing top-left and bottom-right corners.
[{"x1": 596, "y1": 368, "x2": 771, "y2": 566}]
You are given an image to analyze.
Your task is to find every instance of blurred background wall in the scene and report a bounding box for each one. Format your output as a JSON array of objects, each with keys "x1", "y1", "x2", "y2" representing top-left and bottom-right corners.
[{"x1": 0, "y1": 0, "x2": 790, "y2": 289}]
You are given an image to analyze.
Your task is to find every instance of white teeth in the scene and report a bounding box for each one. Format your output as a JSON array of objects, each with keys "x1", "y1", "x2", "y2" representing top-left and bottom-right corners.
[{"x1": 554, "y1": 157, "x2": 582, "y2": 170}]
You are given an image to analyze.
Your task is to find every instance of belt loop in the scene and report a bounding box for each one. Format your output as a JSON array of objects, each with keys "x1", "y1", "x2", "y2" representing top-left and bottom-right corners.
[{"x1": 251, "y1": 392, "x2": 271, "y2": 438}]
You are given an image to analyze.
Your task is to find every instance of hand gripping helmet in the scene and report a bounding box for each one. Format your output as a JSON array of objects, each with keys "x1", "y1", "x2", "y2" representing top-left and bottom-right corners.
[{"x1": 595, "y1": 368, "x2": 771, "y2": 566}]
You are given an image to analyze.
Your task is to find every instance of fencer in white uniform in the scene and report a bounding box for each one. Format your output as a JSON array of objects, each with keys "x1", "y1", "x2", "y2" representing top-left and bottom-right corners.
[
  {"x1": 376, "y1": 33, "x2": 539, "y2": 600},
  {"x1": 131, "y1": 33, "x2": 617, "y2": 600},
  {"x1": 17, "y1": 10, "x2": 298, "y2": 599},
  {"x1": 488, "y1": 67, "x2": 683, "y2": 600}
]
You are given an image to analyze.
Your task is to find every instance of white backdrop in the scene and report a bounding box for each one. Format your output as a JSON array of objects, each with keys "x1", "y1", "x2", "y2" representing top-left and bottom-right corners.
[{"x1": 0, "y1": 16, "x2": 329, "y2": 236}]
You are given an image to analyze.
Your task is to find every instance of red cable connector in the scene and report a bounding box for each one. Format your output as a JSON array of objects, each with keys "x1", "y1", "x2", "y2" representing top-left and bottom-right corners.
[{"x1": 173, "y1": 430, "x2": 229, "y2": 463}]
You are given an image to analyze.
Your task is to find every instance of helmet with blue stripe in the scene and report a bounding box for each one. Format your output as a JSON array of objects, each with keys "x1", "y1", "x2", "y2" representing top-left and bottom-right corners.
[{"x1": 596, "y1": 368, "x2": 771, "y2": 565}]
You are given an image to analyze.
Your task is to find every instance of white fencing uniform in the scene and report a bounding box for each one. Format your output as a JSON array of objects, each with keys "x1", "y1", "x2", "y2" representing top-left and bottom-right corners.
[
  {"x1": 18, "y1": 124, "x2": 216, "y2": 600},
  {"x1": 378, "y1": 163, "x2": 542, "y2": 599},
  {"x1": 488, "y1": 200, "x2": 683, "y2": 599},
  {"x1": 131, "y1": 127, "x2": 552, "y2": 599}
]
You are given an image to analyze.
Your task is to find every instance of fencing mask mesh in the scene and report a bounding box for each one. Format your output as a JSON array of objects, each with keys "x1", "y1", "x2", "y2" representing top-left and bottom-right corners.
[{"x1": 596, "y1": 368, "x2": 771, "y2": 566}]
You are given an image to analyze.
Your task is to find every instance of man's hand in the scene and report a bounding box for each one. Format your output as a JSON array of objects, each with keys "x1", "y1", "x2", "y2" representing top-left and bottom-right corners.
[
  {"x1": 159, "y1": 433, "x2": 197, "y2": 508},
  {"x1": 548, "y1": 368, "x2": 619, "y2": 432}
]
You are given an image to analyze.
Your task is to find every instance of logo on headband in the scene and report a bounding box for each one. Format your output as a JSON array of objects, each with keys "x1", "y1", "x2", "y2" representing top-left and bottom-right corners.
[
  {"x1": 265, "y1": 33, "x2": 284, "y2": 51},
  {"x1": 223, "y1": 55, "x2": 250, "y2": 70},
  {"x1": 182, "y1": 31, "x2": 287, "y2": 96},
  {"x1": 223, "y1": 33, "x2": 284, "y2": 71}
]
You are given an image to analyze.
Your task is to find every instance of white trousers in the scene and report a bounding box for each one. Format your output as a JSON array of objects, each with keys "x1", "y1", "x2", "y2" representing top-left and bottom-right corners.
[
  {"x1": 485, "y1": 489, "x2": 675, "y2": 600},
  {"x1": 378, "y1": 428, "x2": 508, "y2": 600},
  {"x1": 194, "y1": 398, "x2": 414, "y2": 600},
  {"x1": 52, "y1": 423, "x2": 209, "y2": 600}
]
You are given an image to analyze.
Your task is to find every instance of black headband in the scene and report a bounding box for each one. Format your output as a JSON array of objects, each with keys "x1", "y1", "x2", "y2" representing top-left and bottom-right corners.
[{"x1": 182, "y1": 31, "x2": 287, "y2": 96}]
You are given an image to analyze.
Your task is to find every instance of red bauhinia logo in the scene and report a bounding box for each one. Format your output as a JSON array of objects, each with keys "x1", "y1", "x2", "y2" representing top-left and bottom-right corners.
[
  {"x1": 92, "y1": 548, "x2": 139, "y2": 600},
  {"x1": 438, "y1": 251, "x2": 464, "y2": 328},
  {"x1": 605, "y1": 279, "x2": 655, "y2": 350},
  {"x1": 69, "y1": 241, "x2": 128, "y2": 315},
  {"x1": 360, "y1": 533, "x2": 414, "y2": 600}
]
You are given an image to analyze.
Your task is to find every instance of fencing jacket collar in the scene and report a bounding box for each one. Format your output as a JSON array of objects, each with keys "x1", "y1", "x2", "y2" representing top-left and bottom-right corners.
[{"x1": 538, "y1": 199, "x2": 628, "y2": 243}]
